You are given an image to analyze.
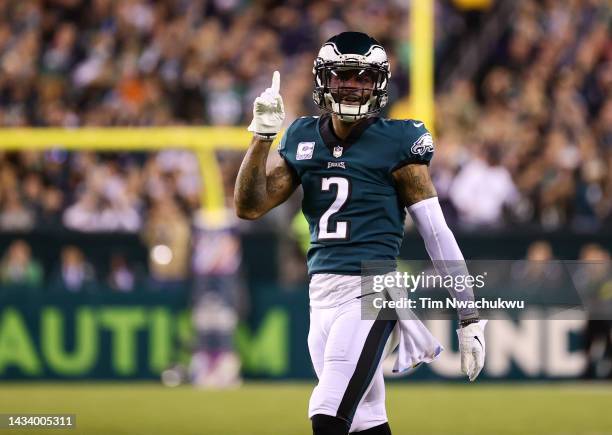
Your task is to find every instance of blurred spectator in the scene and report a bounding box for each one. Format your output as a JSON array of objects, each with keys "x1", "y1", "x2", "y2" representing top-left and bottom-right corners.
[
  {"x1": 142, "y1": 195, "x2": 191, "y2": 290},
  {"x1": 50, "y1": 245, "x2": 96, "y2": 293},
  {"x1": 107, "y1": 253, "x2": 135, "y2": 292},
  {"x1": 449, "y1": 146, "x2": 520, "y2": 227},
  {"x1": 39, "y1": 187, "x2": 64, "y2": 228},
  {"x1": 63, "y1": 158, "x2": 142, "y2": 232},
  {"x1": 510, "y1": 240, "x2": 563, "y2": 289},
  {"x1": 525, "y1": 240, "x2": 554, "y2": 262},
  {"x1": 0, "y1": 239, "x2": 43, "y2": 287},
  {"x1": 63, "y1": 191, "x2": 102, "y2": 232},
  {"x1": 0, "y1": 190, "x2": 36, "y2": 231},
  {"x1": 576, "y1": 243, "x2": 611, "y2": 287}
]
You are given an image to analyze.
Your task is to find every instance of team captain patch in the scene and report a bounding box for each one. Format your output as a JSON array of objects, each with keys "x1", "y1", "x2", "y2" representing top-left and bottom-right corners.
[
  {"x1": 297, "y1": 142, "x2": 315, "y2": 160},
  {"x1": 410, "y1": 133, "x2": 434, "y2": 156}
]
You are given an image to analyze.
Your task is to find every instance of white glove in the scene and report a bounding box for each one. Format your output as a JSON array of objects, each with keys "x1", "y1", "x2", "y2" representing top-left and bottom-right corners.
[
  {"x1": 456, "y1": 319, "x2": 487, "y2": 382},
  {"x1": 247, "y1": 70, "x2": 285, "y2": 138}
]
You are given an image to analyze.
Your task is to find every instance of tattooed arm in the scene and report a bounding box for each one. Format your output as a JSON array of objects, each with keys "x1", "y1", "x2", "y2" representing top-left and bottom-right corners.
[
  {"x1": 234, "y1": 136, "x2": 298, "y2": 220},
  {"x1": 392, "y1": 163, "x2": 437, "y2": 206}
]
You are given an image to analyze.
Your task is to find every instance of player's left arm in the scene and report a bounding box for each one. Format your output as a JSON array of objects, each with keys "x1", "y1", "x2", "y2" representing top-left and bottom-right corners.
[{"x1": 392, "y1": 163, "x2": 487, "y2": 382}]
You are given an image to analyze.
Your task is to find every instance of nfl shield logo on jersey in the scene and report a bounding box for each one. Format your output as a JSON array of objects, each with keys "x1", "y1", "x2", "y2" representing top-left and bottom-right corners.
[
  {"x1": 297, "y1": 142, "x2": 315, "y2": 160},
  {"x1": 333, "y1": 146, "x2": 343, "y2": 158}
]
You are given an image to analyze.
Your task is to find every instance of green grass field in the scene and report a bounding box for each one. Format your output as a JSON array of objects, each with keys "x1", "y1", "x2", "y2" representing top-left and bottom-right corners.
[{"x1": 0, "y1": 382, "x2": 611, "y2": 435}]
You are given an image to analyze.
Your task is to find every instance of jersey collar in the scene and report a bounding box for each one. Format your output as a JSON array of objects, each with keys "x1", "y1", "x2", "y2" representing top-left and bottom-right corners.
[{"x1": 318, "y1": 113, "x2": 379, "y2": 155}]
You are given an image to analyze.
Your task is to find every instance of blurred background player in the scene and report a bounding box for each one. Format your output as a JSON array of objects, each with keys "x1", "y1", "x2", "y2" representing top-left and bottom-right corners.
[{"x1": 190, "y1": 209, "x2": 243, "y2": 388}]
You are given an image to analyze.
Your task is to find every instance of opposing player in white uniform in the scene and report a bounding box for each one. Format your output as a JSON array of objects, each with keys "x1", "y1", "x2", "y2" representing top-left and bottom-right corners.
[{"x1": 234, "y1": 32, "x2": 486, "y2": 435}]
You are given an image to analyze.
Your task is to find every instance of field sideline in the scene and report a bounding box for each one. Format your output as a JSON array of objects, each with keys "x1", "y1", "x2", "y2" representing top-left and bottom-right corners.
[{"x1": 0, "y1": 382, "x2": 611, "y2": 435}]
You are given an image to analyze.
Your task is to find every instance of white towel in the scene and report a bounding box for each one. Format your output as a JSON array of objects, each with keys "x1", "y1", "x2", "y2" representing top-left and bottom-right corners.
[
  {"x1": 378, "y1": 282, "x2": 444, "y2": 373},
  {"x1": 392, "y1": 318, "x2": 444, "y2": 373}
]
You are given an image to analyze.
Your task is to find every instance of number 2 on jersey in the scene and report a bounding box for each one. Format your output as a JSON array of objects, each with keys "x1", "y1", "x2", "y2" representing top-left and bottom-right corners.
[{"x1": 318, "y1": 177, "x2": 350, "y2": 240}]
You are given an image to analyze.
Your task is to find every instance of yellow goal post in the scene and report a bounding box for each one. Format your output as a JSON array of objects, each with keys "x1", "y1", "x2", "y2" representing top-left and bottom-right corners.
[
  {"x1": 0, "y1": 2, "x2": 435, "y2": 214},
  {"x1": 0, "y1": 127, "x2": 256, "y2": 212}
]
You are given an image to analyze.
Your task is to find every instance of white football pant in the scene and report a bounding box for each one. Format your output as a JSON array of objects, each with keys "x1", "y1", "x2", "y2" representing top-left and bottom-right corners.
[{"x1": 308, "y1": 275, "x2": 400, "y2": 432}]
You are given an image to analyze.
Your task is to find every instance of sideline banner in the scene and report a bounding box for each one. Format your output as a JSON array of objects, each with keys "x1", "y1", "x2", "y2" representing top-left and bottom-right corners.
[{"x1": 0, "y1": 285, "x2": 591, "y2": 380}]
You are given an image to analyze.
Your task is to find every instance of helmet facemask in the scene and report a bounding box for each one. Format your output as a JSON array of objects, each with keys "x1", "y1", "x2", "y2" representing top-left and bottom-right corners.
[{"x1": 314, "y1": 62, "x2": 388, "y2": 122}]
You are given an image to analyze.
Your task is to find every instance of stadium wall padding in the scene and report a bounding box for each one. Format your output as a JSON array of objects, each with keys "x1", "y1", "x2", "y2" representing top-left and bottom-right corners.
[
  {"x1": 0, "y1": 283, "x2": 590, "y2": 381},
  {"x1": 0, "y1": 231, "x2": 608, "y2": 381}
]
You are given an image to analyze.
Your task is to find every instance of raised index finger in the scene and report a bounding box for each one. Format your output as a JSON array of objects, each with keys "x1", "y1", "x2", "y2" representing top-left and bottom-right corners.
[{"x1": 271, "y1": 70, "x2": 280, "y2": 94}]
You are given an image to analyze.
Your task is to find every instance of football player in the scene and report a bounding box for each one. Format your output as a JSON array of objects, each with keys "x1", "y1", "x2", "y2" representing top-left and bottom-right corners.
[{"x1": 234, "y1": 32, "x2": 486, "y2": 435}]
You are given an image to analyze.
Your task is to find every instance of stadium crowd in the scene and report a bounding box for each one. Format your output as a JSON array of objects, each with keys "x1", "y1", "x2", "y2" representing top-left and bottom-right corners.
[{"x1": 0, "y1": 0, "x2": 610, "y2": 236}]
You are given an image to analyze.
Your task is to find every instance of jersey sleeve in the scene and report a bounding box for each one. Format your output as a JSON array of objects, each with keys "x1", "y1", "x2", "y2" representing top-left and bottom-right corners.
[
  {"x1": 276, "y1": 124, "x2": 290, "y2": 159},
  {"x1": 392, "y1": 120, "x2": 435, "y2": 172},
  {"x1": 276, "y1": 120, "x2": 300, "y2": 182}
]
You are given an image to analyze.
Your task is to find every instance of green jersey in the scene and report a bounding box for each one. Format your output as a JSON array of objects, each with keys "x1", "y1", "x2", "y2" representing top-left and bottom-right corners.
[{"x1": 278, "y1": 114, "x2": 434, "y2": 275}]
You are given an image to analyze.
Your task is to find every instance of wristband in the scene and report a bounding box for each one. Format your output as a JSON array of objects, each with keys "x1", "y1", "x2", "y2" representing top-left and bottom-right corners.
[
  {"x1": 460, "y1": 317, "x2": 480, "y2": 328},
  {"x1": 253, "y1": 133, "x2": 277, "y2": 141}
]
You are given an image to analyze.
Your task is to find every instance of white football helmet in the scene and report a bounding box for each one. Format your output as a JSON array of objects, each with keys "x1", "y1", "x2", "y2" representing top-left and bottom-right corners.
[{"x1": 313, "y1": 32, "x2": 391, "y2": 122}]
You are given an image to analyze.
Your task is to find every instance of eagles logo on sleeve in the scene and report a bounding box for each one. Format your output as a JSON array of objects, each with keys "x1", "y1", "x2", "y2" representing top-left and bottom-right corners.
[{"x1": 411, "y1": 132, "x2": 434, "y2": 156}]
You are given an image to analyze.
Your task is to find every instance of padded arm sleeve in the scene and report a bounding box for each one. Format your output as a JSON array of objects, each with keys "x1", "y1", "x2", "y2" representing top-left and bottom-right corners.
[{"x1": 408, "y1": 196, "x2": 479, "y2": 320}]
